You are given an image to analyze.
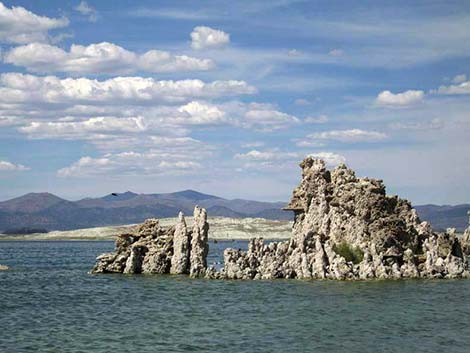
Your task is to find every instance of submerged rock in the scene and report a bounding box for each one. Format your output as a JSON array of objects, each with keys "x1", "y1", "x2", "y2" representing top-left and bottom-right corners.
[
  {"x1": 220, "y1": 157, "x2": 470, "y2": 280},
  {"x1": 91, "y1": 206, "x2": 209, "y2": 276}
]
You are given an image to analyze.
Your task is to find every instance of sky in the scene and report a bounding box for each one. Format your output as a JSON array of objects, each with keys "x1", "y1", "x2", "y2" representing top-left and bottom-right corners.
[{"x1": 0, "y1": 0, "x2": 470, "y2": 204}]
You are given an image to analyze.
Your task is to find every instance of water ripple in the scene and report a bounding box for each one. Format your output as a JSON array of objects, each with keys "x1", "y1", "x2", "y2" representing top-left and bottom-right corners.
[{"x1": 1, "y1": 241, "x2": 470, "y2": 352}]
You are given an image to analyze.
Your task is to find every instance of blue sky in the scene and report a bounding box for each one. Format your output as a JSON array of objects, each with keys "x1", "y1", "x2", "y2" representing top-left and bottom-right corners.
[{"x1": 0, "y1": 0, "x2": 470, "y2": 204}]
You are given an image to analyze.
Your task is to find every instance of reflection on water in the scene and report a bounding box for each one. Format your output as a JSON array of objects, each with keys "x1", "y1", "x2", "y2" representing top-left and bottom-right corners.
[{"x1": 1, "y1": 240, "x2": 470, "y2": 353}]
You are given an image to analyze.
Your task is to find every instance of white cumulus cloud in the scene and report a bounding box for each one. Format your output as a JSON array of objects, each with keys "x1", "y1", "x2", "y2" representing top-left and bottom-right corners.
[
  {"x1": 294, "y1": 140, "x2": 325, "y2": 148},
  {"x1": 0, "y1": 73, "x2": 256, "y2": 105},
  {"x1": 191, "y1": 26, "x2": 230, "y2": 50},
  {"x1": 452, "y1": 74, "x2": 467, "y2": 84},
  {"x1": 4, "y1": 42, "x2": 215, "y2": 74},
  {"x1": 308, "y1": 152, "x2": 346, "y2": 166},
  {"x1": 18, "y1": 103, "x2": 228, "y2": 141},
  {"x1": 234, "y1": 149, "x2": 346, "y2": 171},
  {"x1": 376, "y1": 90, "x2": 424, "y2": 106},
  {"x1": 57, "y1": 156, "x2": 112, "y2": 177},
  {"x1": 177, "y1": 101, "x2": 227, "y2": 125},
  {"x1": 243, "y1": 107, "x2": 299, "y2": 131},
  {"x1": 19, "y1": 117, "x2": 148, "y2": 140},
  {"x1": 0, "y1": 160, "x2": 30, "y2": 171},
  {"x1": 74, "y1": 1, "x2": 98, "y2": 22},
  {"x1": 58, "y1": 151, "x2": 204, "y2": 177},
  {"x1": 0, "y1": 2, "x2": 68, "y2": 44},
  {"x1": 234, "y1": 149, "x2": 299, "y2": 161},
  {"x1": 16, "y1": 100, "x2": 299, "y2": 145},
  {"x1": 437, "y1": 80, "x2": 470, "y2": 95},
  {"x1": 308, "y1": 129, "x2": 387, "y2": 143}
]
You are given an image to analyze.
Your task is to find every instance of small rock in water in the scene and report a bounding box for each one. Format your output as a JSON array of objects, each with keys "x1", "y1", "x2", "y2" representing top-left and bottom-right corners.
[
  {"x1": 0, "y1": 264, "x2": 9, "y2": 271},
  {"x1": 91, "y1": 206, "x2": 209, "y2": 276}
]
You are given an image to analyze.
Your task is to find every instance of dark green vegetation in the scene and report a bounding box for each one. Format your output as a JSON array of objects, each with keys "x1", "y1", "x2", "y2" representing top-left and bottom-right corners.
[
  {"x1": 2, "y1": 227, "x2": 48, "y2": 235},
  {"x1": 332, "y1": 242, "x2": 364, "y2": 264}
]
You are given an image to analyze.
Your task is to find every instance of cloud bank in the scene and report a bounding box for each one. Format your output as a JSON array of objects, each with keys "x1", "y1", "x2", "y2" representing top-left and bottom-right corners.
[
  {"x1": 5, "y1": 42, "x2": 215, "y2": 74},
  {"x1": 0, "y1": 2, "x2": 68, "y2": 44}
]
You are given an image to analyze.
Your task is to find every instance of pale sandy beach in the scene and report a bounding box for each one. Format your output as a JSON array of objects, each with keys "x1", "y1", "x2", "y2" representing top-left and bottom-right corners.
[{"x1": 0, "y1": 217, "x2": 292, "y2": 241}]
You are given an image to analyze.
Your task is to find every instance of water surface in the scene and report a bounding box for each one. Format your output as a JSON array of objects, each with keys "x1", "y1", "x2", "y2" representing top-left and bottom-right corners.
[{"x1": 1, "y1": 241, "x2": 470, "y2": 352}]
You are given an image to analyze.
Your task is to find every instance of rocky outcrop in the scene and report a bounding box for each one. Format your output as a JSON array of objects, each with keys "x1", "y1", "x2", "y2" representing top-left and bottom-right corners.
[
  {"x1": 189, "y1": 206, "x2": 209, "y2": 277},
  {"x1": 91, "y1": 157, "x2": 470, "y2": 281},
  {"x1": 91, "y1": 206, "x2": 209, "y2": 276},
  {"x1": 218, "y1": 157, "x2": 470, "y2": 280},
  {"x1": 170, "y1": 212, "x2": 190, "y2": 274}
]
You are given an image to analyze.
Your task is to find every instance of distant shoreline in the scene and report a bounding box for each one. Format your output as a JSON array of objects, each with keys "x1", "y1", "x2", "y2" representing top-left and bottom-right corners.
[{"x1": 0, "y1": 216, "x2": 292, "y2": 241}]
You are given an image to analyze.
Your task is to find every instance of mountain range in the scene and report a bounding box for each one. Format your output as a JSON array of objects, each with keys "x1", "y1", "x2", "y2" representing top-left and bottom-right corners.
[
  {"x1": 0, "y1": 190, "x2": 468, "y2": 233},
  {"x1": 0, "y1": 190, "x2": 290, "y2": 232},
  {"x1": 413, "y1": 204, "x2": 470, "y2": 233}
]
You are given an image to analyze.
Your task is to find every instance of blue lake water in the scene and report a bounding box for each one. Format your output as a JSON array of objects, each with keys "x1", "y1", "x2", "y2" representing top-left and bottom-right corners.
[{"x1": 1, "y1": 240, "x2": 470, "y2": 352}]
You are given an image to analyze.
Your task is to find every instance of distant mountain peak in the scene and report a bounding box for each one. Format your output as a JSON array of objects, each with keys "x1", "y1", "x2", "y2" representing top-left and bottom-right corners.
[
  {"x1": 0, "y1": 192, "x2": 67, "y2": 213},
  {"x1": 3, "y1": 192, "x2": 65, "y2": 202},
  {"x1": 24, "y1": 191, "x2": 62, "y2": 198},
  {"x1": 101, "y1": 191, "x2": 138, "y2": 201},
  {"x1": 164, "y1": 189, "x2": 221, "y2": 201}
]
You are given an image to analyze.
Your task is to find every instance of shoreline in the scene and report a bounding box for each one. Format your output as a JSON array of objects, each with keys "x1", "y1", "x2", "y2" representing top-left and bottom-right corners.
[
  {"x1": 0, "y1": 234, "x2": 290, "y2": 241},
  {"x1": 0, "y1": 216, "x2": 292, "y2": 241}
]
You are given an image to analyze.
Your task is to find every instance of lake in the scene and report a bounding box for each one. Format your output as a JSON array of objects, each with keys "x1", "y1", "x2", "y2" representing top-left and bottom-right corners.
[{"x1": 1, "y1": 240, "x2": 470, "y2": 352}]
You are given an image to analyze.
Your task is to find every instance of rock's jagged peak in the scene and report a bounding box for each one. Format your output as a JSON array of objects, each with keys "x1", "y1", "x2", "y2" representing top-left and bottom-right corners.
[
  {"x1": 284, "y1": 157, "x2": 419, "y2": 253},
  {"x1": 286, "y1": 157, "x2": 386, "y2": 212},
  {"x1": 220, "y1": 157, "x2": 470, "y2": 280}
]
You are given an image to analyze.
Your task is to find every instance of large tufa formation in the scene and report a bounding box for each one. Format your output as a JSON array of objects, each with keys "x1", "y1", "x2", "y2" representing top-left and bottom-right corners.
[
  {"x1": 91, "y1": 158, "x2": 470, "y2": 281},
  {"x1": 91, "y1": 206, "x2": 209, "y2": 276},
  {"x1": 220, "y1": 157, "x2": 470, "y2": 280}
]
